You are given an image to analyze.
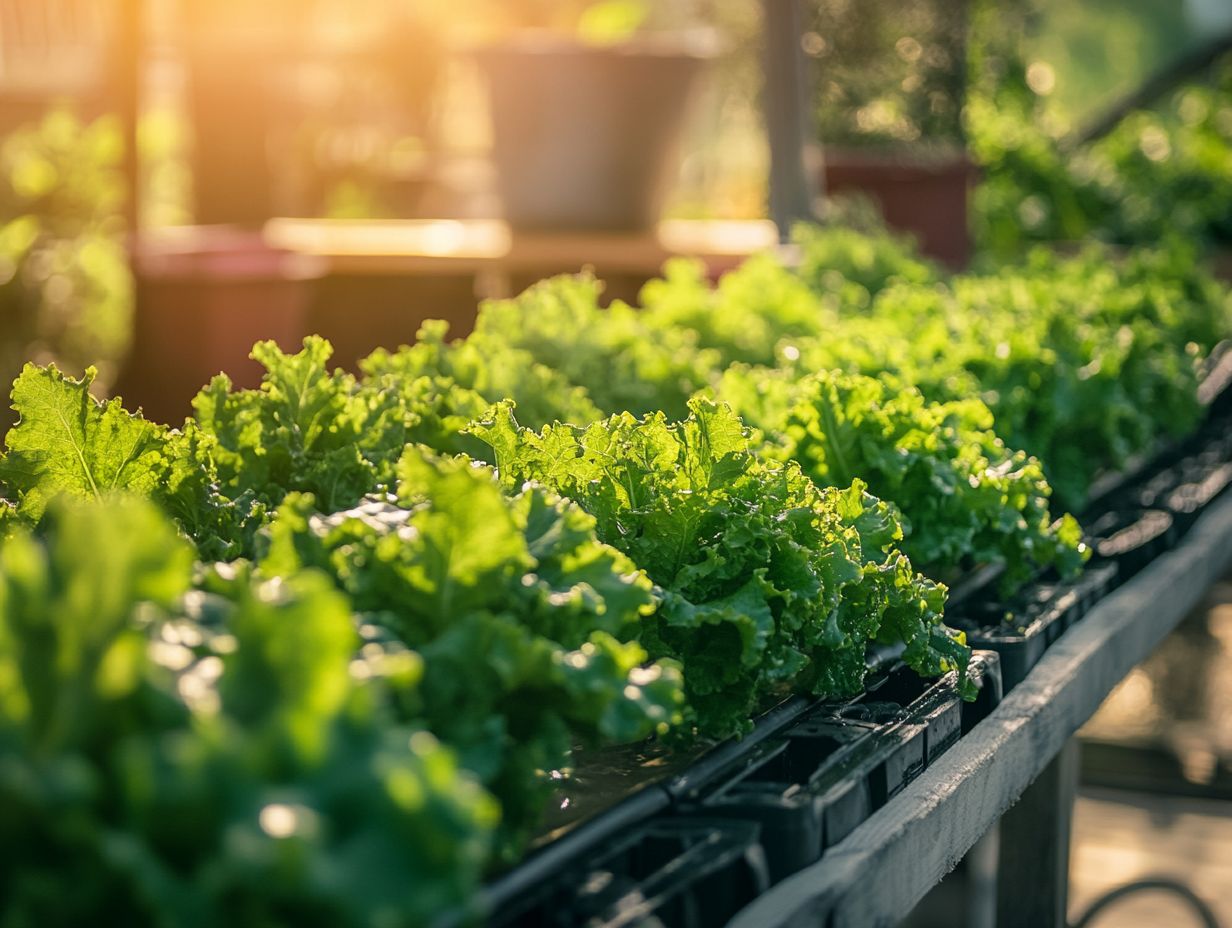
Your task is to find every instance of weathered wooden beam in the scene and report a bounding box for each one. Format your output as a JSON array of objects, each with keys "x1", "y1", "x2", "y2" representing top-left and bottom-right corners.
[{"x1": 727, "y1": 490, "x2": 1232, "y2": 928}]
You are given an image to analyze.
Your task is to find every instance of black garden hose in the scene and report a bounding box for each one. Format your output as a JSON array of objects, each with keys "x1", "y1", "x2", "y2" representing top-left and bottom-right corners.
[{"x1": 1070, "y1": 876, "x2": 1222, "y2": 928}]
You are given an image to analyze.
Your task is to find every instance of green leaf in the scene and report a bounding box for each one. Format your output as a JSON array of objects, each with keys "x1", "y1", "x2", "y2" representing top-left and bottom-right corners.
[
  {"x1": 721, "y1": 367, "x2": 1088, "y2": 592},
  {"x1": 0, "y1": 364, "x2": 163, "y2": 518},
  {"x1": 471, "y1": 400, "x2": 966, "y2": 738},
  {"x1": 258, "y1": 449, "x2": 681, "y2": 857}
]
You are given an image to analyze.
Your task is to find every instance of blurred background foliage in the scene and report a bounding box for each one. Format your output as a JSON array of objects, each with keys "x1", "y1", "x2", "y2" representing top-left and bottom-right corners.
[
  {"x1": 969, "y1": 0, "x2": 1232, "y2": 256},
  {"x1": 808, "y1": 0, "x2": 968, "y2": 150},
  {"x1": 0, "y1": 0, "x2": 1230, "y2": 416},
  {"x1": 0, "y1": 111, "x2": 131, "y2": 426}
]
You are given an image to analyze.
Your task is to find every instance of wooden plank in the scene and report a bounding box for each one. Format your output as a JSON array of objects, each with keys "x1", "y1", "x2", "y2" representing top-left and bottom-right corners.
[
  {"x1": 261, "y1": 218, "x2": 780, "y2": 277},
  {"x1": 727, "y1": 490, "x2": 1232, "y2": 928}
]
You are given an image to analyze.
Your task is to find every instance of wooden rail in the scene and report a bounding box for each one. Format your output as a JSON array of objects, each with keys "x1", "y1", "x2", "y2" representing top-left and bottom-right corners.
[
  {"x1": 262, "y1": 217, "x2": 780, "y2": 281},
  {"x1": 727, "y1": 490, "x2": 1232, "y2": 928}
]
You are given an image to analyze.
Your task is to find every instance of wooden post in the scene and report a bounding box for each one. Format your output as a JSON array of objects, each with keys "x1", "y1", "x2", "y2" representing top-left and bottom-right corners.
[
  {"x1": 112, "y1": 0, "x2": 142, "y2": 236},
  {"x1": 762, "y1": 0, "x2": 819, "y2": 241},
  {"x1": 995, "y1": 739, "x2": 1078, "y2": 928},
  {"x1": 181, "y1": 0, "x2": 282, "y2": 226}
]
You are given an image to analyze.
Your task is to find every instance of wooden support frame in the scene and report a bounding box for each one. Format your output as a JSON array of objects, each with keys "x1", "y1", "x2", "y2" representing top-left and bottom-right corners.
[
  {"x1": 728, "y1": 490, "x2": 1232, "y2": 928},
  {"x1": 995, "y1": 739, "x2": 1078, "y2": 928}
]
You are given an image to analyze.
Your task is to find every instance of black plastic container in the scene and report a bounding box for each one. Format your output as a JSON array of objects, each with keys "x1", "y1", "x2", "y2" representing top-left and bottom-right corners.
[
  {"x1": 1165, "y1": 461, "x2": 1232, "y2": 533},
  {"x1": 1129, "y1": 442, "x2": 1232, "y2": 536},
  {"x1": 481, "y1": 694, "x2": 812, "y2": 922},
  {"x1": 1083, "y1": 348, "x2": 1232, "y2": 519},
  {"x1": 685, "y1": 720, "x2": 917, "y2": 882},
  {"x1": 485, "y1": 817, "x2": 771, "y2": 928},
  {"x1": 955, "y1": 567, "x2": 1115, "y2": 692},
  {"x1": 1072, "y1": 563, "x2": 1119, "y2": 619},
  {"x1": 676, "y1": 656, "x2": 1001, "y2": 883},
  {"x1": 476, "y1": 655, "x2": 1003, "y2": 922},
  {"x1": 1086, "y1": 508, "x2": 1177, "y2": 585},
  {"x1": 1083, "y1": 441, "x2": 1183, "y2": 521},
  {"x1": 957, "y1": 605, "x2": 1047, "y2": 695}
]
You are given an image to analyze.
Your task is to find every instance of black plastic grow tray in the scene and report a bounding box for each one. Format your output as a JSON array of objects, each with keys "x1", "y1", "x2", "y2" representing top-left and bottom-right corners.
[
  {"x1": 486, "y1": 817, "x2": 772, "y2": 928},
  {"x1": 1083, "y1": 440, "x2": 1186, "y2": 520},
  {"x1": 675, "y1": 652, "x2": 1001, "y2": 884},
  {"x1": 476, "y1": 694, "x2": 813, "y2": 924},
  {"x1": 1086, "y1": 507, "x2": 1178, "y2": 585},
  {"x1": 523, "y1": 645, "x2": 919, "y2": 862},
  {"x1": 1080, "y1": 353, "x2": 1232, "y2": 519},
  {"x1": 953, "y1": 565, "x2": 1117, "y2": 692},
  {"x1": 1129, "y1": 433, "x2": 1232, "y2": 537},
  {"x1": 477, "y1": 656, "x2": 1000, "y2": 928}
]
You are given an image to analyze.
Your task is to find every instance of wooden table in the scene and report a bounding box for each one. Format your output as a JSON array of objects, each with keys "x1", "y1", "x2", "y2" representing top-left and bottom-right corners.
[
  {"x1": 727, "y1": 491, "x2": 1232, "y2": 928},
  {"x1": 262, "y1": 218, "x2": 782, "y2": 366},
  {"x1": 264, "y1": 217, "x2": 781, "y2": 285}
]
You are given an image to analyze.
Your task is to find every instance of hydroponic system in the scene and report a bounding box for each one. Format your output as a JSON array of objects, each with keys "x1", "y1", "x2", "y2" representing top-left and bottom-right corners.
[{"x1": 2, "y1": 223, "x2": 1231, "y2": 926}]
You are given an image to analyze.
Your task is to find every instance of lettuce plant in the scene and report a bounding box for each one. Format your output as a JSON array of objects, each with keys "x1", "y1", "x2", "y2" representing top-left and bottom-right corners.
[{"x1": 471, "y1": 397, "x2": 970, "y2": 738}]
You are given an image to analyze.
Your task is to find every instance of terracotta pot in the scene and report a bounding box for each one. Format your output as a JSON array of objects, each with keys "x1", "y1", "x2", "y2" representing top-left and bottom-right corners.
[
  {"x1": 821, "y1": 149, "x2": 978, "y2": 270},
  {"x1": 1210, "y1": 248, "x2": 1232, "y2": 284},
  {"x1": 116, "y1": 226, "x2": 323, "y2": 424},
  {"x1": 476, "y1": 36, "x2": 708, "y2": 231}
]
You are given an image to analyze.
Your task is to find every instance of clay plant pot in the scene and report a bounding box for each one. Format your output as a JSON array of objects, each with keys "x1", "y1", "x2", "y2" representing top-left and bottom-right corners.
[
  {"x1": 822, "y1": 149, "x2": 978, "y2": 270},
  {"x1": 1210, "y1": 248, "x2": 1232, "y2": 284},
  {"x1": 476, "y1": 36, "x2": 708, "y2": 232},
  {"x1": 117, "y1": 226, "x2": 323, "y2": 424}
]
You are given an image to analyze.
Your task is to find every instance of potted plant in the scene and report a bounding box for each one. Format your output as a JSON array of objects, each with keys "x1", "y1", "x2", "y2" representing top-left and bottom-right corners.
[
  {"x1": 808, "y1": 0, "x2": 975, "y2": 267},
  {"x1": 471, "y1": 0, "x2": 716, "y2": 231}
]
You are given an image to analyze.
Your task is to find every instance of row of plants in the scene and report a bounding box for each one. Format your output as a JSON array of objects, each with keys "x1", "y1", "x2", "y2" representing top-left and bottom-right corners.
[{"x1": 1, "y1": 225, "x2": 1229, "y2": 925}]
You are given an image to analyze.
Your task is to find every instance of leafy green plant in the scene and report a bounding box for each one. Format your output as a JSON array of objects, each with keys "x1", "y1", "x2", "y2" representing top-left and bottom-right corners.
[
  {"x1": 362, "y1": 319, "x2": 601, "y2": 432},
  {"x1": 639, "y1": 254, "x2": 830, "y2": 369},
  {"x1": 0, "y1": 496, "x2": 497, "y2": 927},
  {"x1": 792, "y1": 222, "x2": 942, "y2": 303},
  {"x1": 782, "y1": 236, "x2": 1229, "y2": 509},
  {"x1": 0, "y1": 112, "x2": 131, "y2": 430},
  {"x1": 718, "y1": 367, "x2": 1087, "y2": 590},
  {"x1": 192, "y1": 336, "x2": 411, "y2": 514},
  {"x1": 261, "y1": 448, "x2": 683, "y2": 858},
  {"x1": 968, "y1": 3, "x2": 1232, "y2": 254},
  {"x1": 469, "y1": 274, "x2": 715, "y2": 421},
  {"x1": 636, "y1": 226, "x2": 940, "y2": 372},
  {"x1": 470, "y1": 397, "x2": 970, "y2": 738},
  {"x1": 0, "y1": 362, "x2": 260, "y2": 559}
]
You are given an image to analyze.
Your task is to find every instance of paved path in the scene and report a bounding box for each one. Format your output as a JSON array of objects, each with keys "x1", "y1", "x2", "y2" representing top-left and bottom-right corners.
[
  {"x1": 1070, "y1": 787, "x2": 1232, "y2": 926},
  {"x1": 1071, "y1": 573, "x2": 1232, "y2": 926}
]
